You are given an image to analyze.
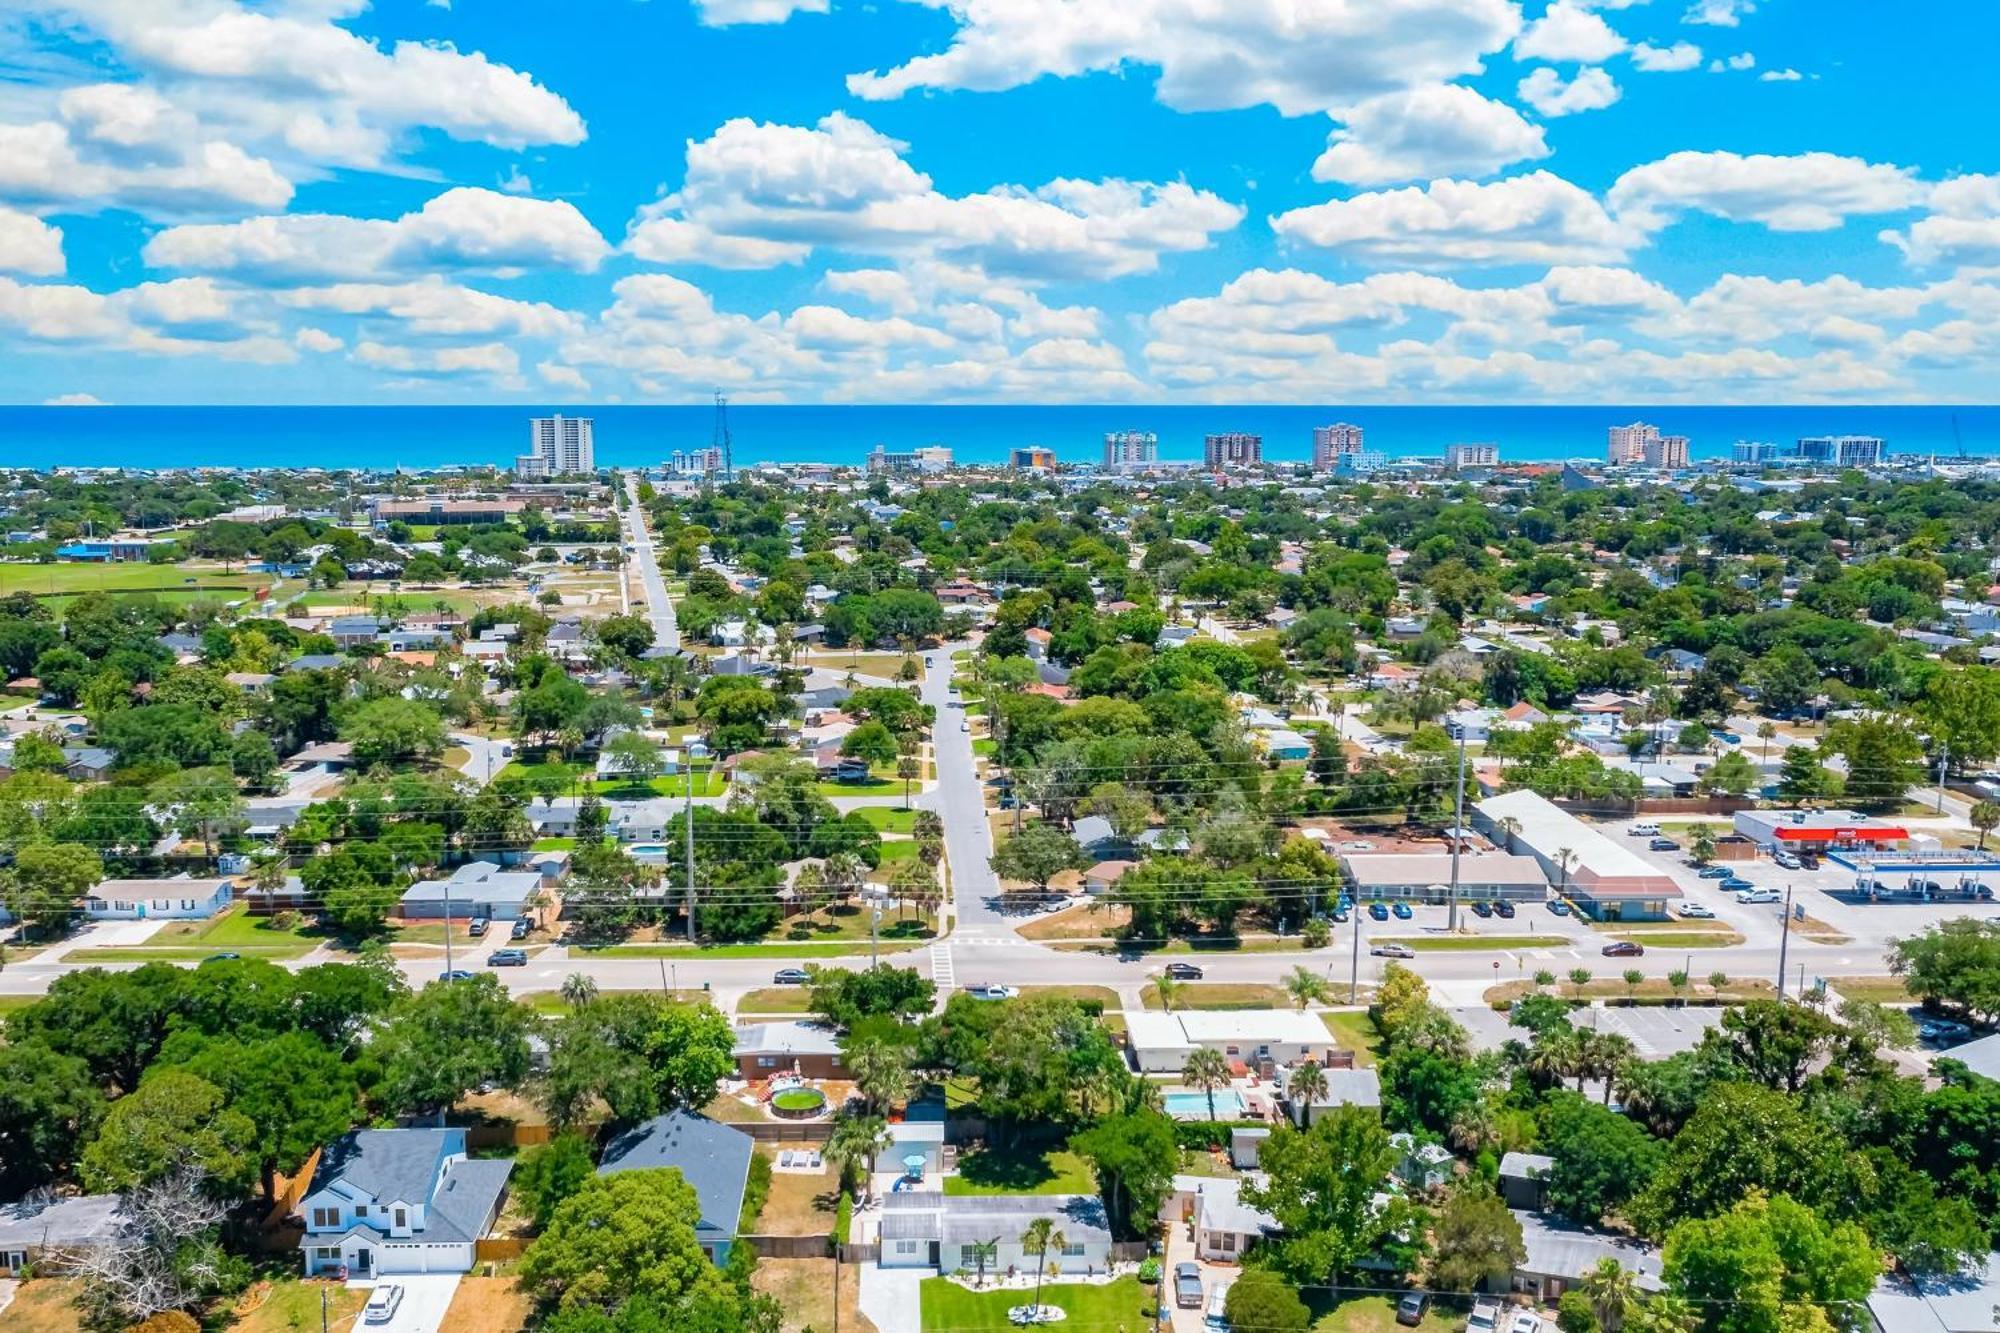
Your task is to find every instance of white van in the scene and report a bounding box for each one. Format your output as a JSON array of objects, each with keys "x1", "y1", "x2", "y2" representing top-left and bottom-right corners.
[
  {"x1": 1205, "y1": 1283, "x2": 1232, "y2": 1331},
  {"x1": 1630, "y1": 822, "x2": 1661, "y2": 838}
]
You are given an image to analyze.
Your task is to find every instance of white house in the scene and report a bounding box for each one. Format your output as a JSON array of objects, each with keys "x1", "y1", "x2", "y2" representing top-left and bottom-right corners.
[
  {"x1": 1164, "y1": 1175, "x2": 1278, "y2": 1262},
  {"x1": 1123, "y1": 1009, "x2": 1344, "y2": 1074},
  {"x1": 85, "y1": 876, "x2": 233, "y2": 921},
  {"x1": 877, "y1": 1193, "x2": 1112, "y2": 1274},
  {"x1": 299, "y1": 1128, "x2": 512, "y2": 1278}
]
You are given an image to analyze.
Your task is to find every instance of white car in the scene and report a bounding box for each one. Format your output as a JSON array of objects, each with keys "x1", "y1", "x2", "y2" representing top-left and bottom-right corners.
[
  {"x1": 1676, "y1": 901, "x2": 1715, "y2": 919},
  {"x1": 1509, "y1": 1313, "x2": 1545, "y2": 1333},
  {"x1": 363, "y1": 1284, "x2": 404, "y2": 1324},
  {"x1": 1738, "y1": 887, "x2": 1782, "y2": 904},
  {"x1": 965, "y1": 984, "x2": 1019, "y2": 1000}
]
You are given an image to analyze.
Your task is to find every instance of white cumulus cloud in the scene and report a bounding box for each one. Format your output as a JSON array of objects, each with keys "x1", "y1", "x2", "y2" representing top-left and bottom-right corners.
[
  {"x1": 1272, "y1": 171, "x2": 1638, "y2": 266},
  {"x1": 0, "y1": 205, "x2": 64, "y2": 276},
  {"x1": 1312, "y1": 85, "x2": 1549, "y2": 185},
  {"x1": 1517, "y1": 66, "x2": 1622, "y2": 117},
  {"x1": 1514, "y1": 2, "x2": 1629, "y2": 63},
  {"x1": 1610, "y1": 151, "x2": 1926, "y2": 232},
  {"x1": 1631, "y1": 41, "x2": 1703, "y2": 71}
]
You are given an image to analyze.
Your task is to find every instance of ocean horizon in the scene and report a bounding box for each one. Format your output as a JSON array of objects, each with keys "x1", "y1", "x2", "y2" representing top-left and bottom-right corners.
[{"x1": 3, "y1": 404, "x2": 1997, "y2": 472}]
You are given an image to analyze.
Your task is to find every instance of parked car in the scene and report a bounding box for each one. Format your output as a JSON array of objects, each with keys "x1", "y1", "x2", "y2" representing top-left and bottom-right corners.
[
  {"x1": 511, "y1": 917, "x2": 531, "y2": 940},
  {"x1": 1174, "y1": 1262, "x2": 1204, "y2": 1309},
  {"x1": 1391, "y1": 901, "x2": 1413, "y2": 919},
  {"x1": 1698, "y1": 865, "x2": 1733, "y2": 879},
  {"x1": 1395, "y1": 1290, "x2": 1431, "y2": 1326},
  {"x1": 1205, "y1": 1284, "x2": 1233, "y2": 1332},
  {"x1": 1164, "y1": 962, "x2": 1205, "y2": 980},
  {"x1": 363, "y1": 1285, "x2": 404, "y2": 1325},
  {"x1": 1493, "y1": 899, "x2": 1517, "y2": 918},
  {"x1": 1919, "y1": 1018, "x2": 1973, "y2": 1045},
  {"x1": 960, "y1": 719, "x2": 970, "y2": 731},
  {"x1": 439, "y1": 969, "x2": 475, "y2": 982},
  {"x1": 1650, "y1": 837, "x2": 1680, "y2": 851},
  {"x1": 1470, "y1": 900, "x2": 1494, "y2": 918},
  {"x1": 1677, "y1": 901, "x2": 1716, "y2": 919},
  {"x1": 1508, "y1": 1313, "x2": 1545, "y2": 1333},
  {"x1": 1602, "y1": 941, "x2": 1645, "y2": 957},
  {"x1": 1368, "y1": 902, "x2": 1390, "y2": 921},
  {"x1": 1468, "y1": 1297, "x2": 1503, "y2": 1333},
  {"x1": 1773, "y1": 851, "x2": 1801, "y2": 870},
  {"x1": 1630, "y1": 823, "x2": 1661, "y2": 837},
  {"x1": 1721, "y1": 876, "x2": 1755, "y2": 892},
  {"x1": 487, "y1": 948, "x2": 528, "y2": 967},
  {"x1": 1799, "y1": 853, "x2": 1820, "y2": 869},
  {"x1": 202, "y1": 952, "x2": 240, "y2": 963},
  {"x1": 1330, "y1": 906, "x2": 1350, "y2": 923},
  {"x1": 1548, "y1": 900, "x2": 1571, "y2": 916},
  {"x1": 1372, "y1": 943, "x2": 1417, "y2": 959},
  {"x1": 468, "y1": 917, "x2": 490, "y2": 937},
  {"x1": 1738, "y1": 887, "x2": 1782, "y2": 904},
  {"x1": 965, "y1": 984, "x2": 1019, "y2": 1000},
  {"x1": 772, "y1": 967, "x2": 811, "y2": 985}
]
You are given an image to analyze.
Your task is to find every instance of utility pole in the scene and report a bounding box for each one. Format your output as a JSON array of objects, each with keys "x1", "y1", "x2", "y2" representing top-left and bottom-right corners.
[
  {"x1": 442, "y1": 871, "x2": 454, "y2": 976},
  {"x1": 1776, "y1": 882, "x2": 1794, "y2": 999},
  {"x1": 870, "y1": 903, "x2": 881, "y2": 970},
  {"x1": 1349, "y1": 904, "x2": 1362, "y2": 1003},
  {"x1": 1936, "y1": 742, "x2": 1950, "y2": 814},
  {"x1": 685, "y1": 757, "x2": 697, "y2": 942},
  {"x1": 1447, "y1": 726, "x2": 1467, "y2": 931}
]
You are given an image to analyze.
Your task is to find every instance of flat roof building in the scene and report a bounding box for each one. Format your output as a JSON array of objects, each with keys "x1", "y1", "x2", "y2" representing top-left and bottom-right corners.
[
  {"x1": 1475, "y1": 790, "x2": 1676, "y2": 921},
  {"x1": 1733, "y1": 808, "x2": 1908, "y2": 852},
  {"x1": 1124, "y1": 1008, "x2": 1343, "y2": 1073},
  {"x1": 1342, "y1": 851, "x2": 1548, "y2": 903}
]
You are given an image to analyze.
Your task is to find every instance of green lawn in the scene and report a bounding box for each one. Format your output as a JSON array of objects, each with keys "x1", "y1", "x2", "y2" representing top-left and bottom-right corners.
[
  {"x1": 920, "y1": 1277, "x2": 1151, "y2": 1332},
  {"x1": 852, "y1": 807, "x2": 919, "y2": 833},
  {"x1": 814, "y1": 777, "x2": 906, "y2": 797},
  {"x1": 943, "y1": 1147, "x2": 1095, "y2": 1197},
  {"x1": 736, "y1": 986, "x2": 818, "y2": 1014},
  {"x1": 582, "y1": 939, "x2": 925, "y2": 959},
  {"x1": 876, "y1": 840, "x2": 919, "y2": 864},
  {"x1": 0, "y1": 559, "x2": 271, "y2": 598},
  {"x1": 972, "y1": 738, "x2": 996, "y2": 756},
  {"x1": 0, "y1": 993, "x2": 44, "y2": 1016},
  {"x1": 1312, "y1": 1295, "x2": 1459, "y2": 1332},
  {"x1": 115, "y1": 904, "x2": 321, "y2": 959},
  {"x1": 1373, "y1": 935, "x2": 1569, "y2": 951},
  {"x1": 1320, "y1": 1010, "x2": 1384, "y2": 1067},
  {"x1": 496, "y1": 760, "x2": 726, "y2": 799}
]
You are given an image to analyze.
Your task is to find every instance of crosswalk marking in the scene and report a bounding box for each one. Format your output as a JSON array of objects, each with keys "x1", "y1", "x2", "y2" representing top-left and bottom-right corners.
[{"x1": 928, "y1": 942, "x2": 956, "y2": 988}]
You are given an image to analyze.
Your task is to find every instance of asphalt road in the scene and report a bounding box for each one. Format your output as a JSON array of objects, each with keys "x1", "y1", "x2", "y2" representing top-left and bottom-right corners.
[
  {"x1": 621, "y1": 475, "x2": 679, "y2": 653},
  {"x1": 917, "y1": 643, "x2": 1008, "y2": 935}
]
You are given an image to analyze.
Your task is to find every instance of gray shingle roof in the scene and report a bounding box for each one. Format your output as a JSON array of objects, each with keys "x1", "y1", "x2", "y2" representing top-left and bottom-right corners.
[
  {"x1": 308, "y1": 1128, "x2": 461, "y2": 1211},
  {"x1": 424, "y1": 1158, "x2": 514, "y2": 1244},
  {"x1": 0, "y1": 1194, "x2": 127, "y2": 1248},
  {"x1": 597, "y1": 1110, "x2": 753, "y2": 1241}
]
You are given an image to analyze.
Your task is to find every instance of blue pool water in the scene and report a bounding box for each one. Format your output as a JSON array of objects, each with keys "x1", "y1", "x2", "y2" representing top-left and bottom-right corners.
[{"x1": 1164, "y1": 1090, "x2": 1247, "y2": 1119}]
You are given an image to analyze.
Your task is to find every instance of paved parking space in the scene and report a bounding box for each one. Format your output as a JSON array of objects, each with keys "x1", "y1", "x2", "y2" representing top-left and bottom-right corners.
[{"x1": 347, "y1": 1274, "x2": 460, "y2": 1333}]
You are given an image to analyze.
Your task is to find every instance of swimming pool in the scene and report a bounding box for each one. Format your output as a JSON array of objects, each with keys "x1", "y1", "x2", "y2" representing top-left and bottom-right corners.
[
  {"x1": 627, "y1": 843, "x2": 670, "y2": 863},
  {"x1": 1163, "y1": 1089, "x2": 1247, "y2": 1119}
]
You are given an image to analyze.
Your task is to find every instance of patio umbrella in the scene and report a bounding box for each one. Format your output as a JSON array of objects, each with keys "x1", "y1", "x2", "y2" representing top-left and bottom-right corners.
[{"x1": 902, "y1": 1153, "x2": 927, "y2": 1172}]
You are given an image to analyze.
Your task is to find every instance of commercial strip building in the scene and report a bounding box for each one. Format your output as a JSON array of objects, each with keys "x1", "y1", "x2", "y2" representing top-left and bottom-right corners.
[
  {"x1": 516, "y1": 413, "x2": 595, "y2": 478},
  {"x1": 1122, "y1": 1008, "x2": 1345, "y2": 1074},
  {"x1": 866, "y1": 444, "x2": 952, "y2": 474},
  {"x1": 1341, "y1": 851, "x2": 1548, "y2": 904},
  {"x1": 1732, "y1": 809, "x2": 1909, "y2": 854},
  {"x1": 1473, "y1": 790, "x2": 1677, "y2": 921}
]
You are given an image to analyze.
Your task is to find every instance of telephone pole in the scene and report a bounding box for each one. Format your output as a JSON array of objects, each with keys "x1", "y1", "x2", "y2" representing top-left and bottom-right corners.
[
  {"x1": 1776, "y1": 882, "x2": 1795, "y2": 999},
  {"x1": 685, "y1": 759, "x2": 697, "y2": 942},
  {"x1": 1447, "y1": 726, "x2": 1467, "y2": 931}
]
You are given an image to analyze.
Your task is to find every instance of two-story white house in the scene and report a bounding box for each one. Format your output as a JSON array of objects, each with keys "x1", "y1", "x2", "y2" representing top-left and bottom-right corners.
[{"x1": 298, "y1": 1128, "x2": 512, "y2": 1278}]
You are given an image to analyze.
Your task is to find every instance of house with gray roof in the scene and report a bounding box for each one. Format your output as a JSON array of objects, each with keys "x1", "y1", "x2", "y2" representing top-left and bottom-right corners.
[
  {"x1": 399, "y1": 861, "x2": 541, "y2": 920},
  {"x1": 597, "y1": 1110, "x2": 753, "y2": 1265},
  {"x1": 1510, "y1": 1209, "x2": 1662, "y2": 1302},
  {"x1": 877, "y1": 1192, "x2": 1112, "y2": 1274},
  {"x1": 299, "y1": 1128, "x2": 512, "y2": 1277},
  {"x1": 0, "y1": 1194, "x2": 128, "y2": 1275},
  {"x1": 1867, "y1": 1251, "x2": 2000, "y2": 1332}
]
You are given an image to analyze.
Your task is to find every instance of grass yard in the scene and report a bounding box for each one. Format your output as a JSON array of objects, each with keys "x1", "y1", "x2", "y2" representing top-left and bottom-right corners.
[
  {"x1": 0, "y1": 993, "x2": 43, "y2": 1016},
  {"x1": 136, "y1": 903, "x2": 323, "y2": 958},
  {"x1": 772, "y1": 903, "x2": 937, "y2": 946},
  {"x1": 0, "y1": 1280, "x2": 81, "y2": 1332},
  {"x1": 585, "y1": 939, "x2": 924, "y2": 959},
  {"x1": 799, "y1": 651, "x2": 914, "y2": 679},
  {"x1": 943, "y1": 1146, "x2": 1095, "y2": 1197},
  {"x1": 521, "y1": 988, "x2": 702, "y2": 1015},
  {"x1": 228, "y1": 1279, "x2": 365, "y2": 1333},
  {"x1": 1609, "y1": 930, "x2": 1747, "y2": 949},
  {"x1": 0, "y1": 558, "x2": 272, "y2": 599},
  {"x1": 1828, "y1": 976, "x2": 1913, "y2": 1003},
  {"x1": 1019, "y1": 901, "x2": 1123, "y2": 941},
  {"x1": 1320, "y1": 1010, "x2": 1385, "y2": 1066},
  {"x1": 814, "y1": 777, "x2": 906, "y2": 797},
  {"x1": 437, "y1": 1276, "x2": 532, "y2": 1333},
  {"x1": 876, "y1": 840, "x2": 919, "y2": 865},
  {"x1": 1372, "y1": 934, "x2": 1570, "y2": 952},
  {"x1": 972, "y1": 738, "x2": 996, "y2": 756},
  {"x1": 738, "y1": 985, "x2": 818, "y2": 1013},
  {"x1": 1016, "y1": 985, "x2": 1121, "y2": 1008},
  {"x1": 1312, "y1": 1294, "x2": 1459, "y2": 1332},
  {"x1": 852, "y1": 806, "x2": 919, "y2": 833},
  {"x1": 920, "y1": 1277, "x2": 1150, "y2": 1332},
  {"x1": 1143, "y1": 982, "x2": 1295, "y2": 1010}
]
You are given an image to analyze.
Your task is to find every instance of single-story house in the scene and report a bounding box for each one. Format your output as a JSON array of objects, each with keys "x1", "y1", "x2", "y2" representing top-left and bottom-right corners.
[
  {"x1": 1083, "y1": 860, "x2": 1135, "y2": 895},
  {"x1": 1509, "y1": 1209, "x2": 1662, "y2": 1303},
  {"x1": 1288, "y1": 1068, "x2": 1383, "y2": 1126},
  {"x1": 1070, "y1": 816, "x2": 1125, "y2": 860},
  {"x1": 0, "y1": 1194, "x2": 127, "y2": 1275},
  {"x1": 878, "y1": 1193, "x2": 1112, "y2": 1274},
  {"x1": 299, "y1": 1128, "x2": 512, "y2": 1277},
  {"x1": 224, "y1": 671, "x2": 276, "y2": 695},
  {"x1": 62, "y1": 746, "x2": 115, "y2": 781},
  {"x1": 1866, "y1": 1252, "x2": 2000, "y2": 1332},
  {"x1": 1945, "y1": 1032, "x2": 2000, "y2": 1083},
  {"x1": 597, "y1": 1111, "x2": 754, "y2": 1265},
  {"x1": 86, "y1": 876, "x2": 233, "y2": 921},
  {"x1": 399, "y1": 861, "x2": 541, "y2": 920},
  {"x1": 1499, "y1": 1152, "x2": 1555, "y2": 1211},
  {"x1": 732, "y1": 1020, "x2": 848, "y2": 1080},
  {"x1": 1260, "y1": 729, "x2": 1312, "y2": 761},
  {"x1": 1163, "y1": 1175, "x2": 1278, "y2": 1263},
  {"x1": 1123, "y1": 1009, "x2": 1346, "y2": 1074}
]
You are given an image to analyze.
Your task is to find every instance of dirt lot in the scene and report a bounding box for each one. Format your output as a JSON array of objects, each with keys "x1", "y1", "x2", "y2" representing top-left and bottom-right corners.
[
  {"x1": 752, "y1": 1257, "x2": 874, "y2": 1333},
  {"x1": 1019, "y1": 901, "x2": 1126, "y2": 940},
  {"x1": 0, "y1": 1281, "x2": 80, "y2": 1332},
  {"x1": 755, "y1": 1150, "x2": 839, "y2": 1235},
  {"x1": 439, "y1": 1276, "x2": 533, "y2": 1333}
]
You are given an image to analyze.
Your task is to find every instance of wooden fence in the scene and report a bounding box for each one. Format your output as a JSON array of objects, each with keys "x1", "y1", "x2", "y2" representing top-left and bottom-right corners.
[
  {"x1": 837, "y1": 1243, "x2": 880, "y2": 1263},
  {"x1": 737, "y1": 1121, "x2": 835, "y2": 1144},
  {"x1": 740, "y1": 1234, "x2": 833, "y2": 1259},
  {"x1": 475, "y1": 1237, "x2": 531, "y2": 1263},
  {"x1": 466, "y1": 1123, "x2": 554, "y2": 1150}
]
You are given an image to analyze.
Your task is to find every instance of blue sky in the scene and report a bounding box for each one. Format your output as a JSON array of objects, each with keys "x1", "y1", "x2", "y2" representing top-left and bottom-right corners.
[{"x1": 0, "y1": 0, "x2": 1996, "y2": 405}]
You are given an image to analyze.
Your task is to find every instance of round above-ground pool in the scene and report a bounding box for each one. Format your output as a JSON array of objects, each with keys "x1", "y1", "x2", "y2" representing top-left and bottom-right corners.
[{"x1": 770, "y1": 1087, "x2": 829, "y2": 1119}]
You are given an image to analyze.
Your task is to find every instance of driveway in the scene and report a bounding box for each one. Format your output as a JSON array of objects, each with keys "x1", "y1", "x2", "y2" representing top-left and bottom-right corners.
[
  {"x1": 348, "y1": 1273, "x2": 460, "y2": 1333},
  {"x1": 858, "y1": 1264, "x2": 925, "y2": 1333},
  {"x1": 36, "y1": 917, "x2": 165, "y2": 962}
]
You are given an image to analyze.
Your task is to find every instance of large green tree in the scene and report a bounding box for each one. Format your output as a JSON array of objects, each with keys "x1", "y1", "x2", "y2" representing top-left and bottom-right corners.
[
  {"x1": 373, "y1": 974, "x2": 534, "y2": 1118},
  {"x1": 1661, "y1": 1193, "x2": 1878, "y2": 1333},
  {"x1": 519, "y1": 1169, "x2": 737, "y2": 1315},
  {"x1": 1242, "y1": 1105, "x2": 1417, "y2": 1282},
  {"x1": 79, "y1": 1068, "x2": 257, "y2": 1196}
]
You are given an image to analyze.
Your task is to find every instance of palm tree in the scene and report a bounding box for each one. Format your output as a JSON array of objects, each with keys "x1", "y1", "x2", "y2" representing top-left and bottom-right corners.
[
  {"x1": 1973, "y1": 800, "x2": 2000, "y2": 851},
  {"x1": 560, "y1": 973, "x2": 598, "y2": 1009},
  {"x1": 1582, "y1": 1256, "x2": 1642, "y2": 1333},
  {"x1": 1589, "y1": 1032, "x2": 1637, "y2": 1105},
  {"x1": 1756, "y1": 721, "x2": 1776, "y2": 766},
  {"x1": 1449, "y1": 1100, "x2": 1498, "y2": 1156},
  {"x1": 1626, "y1": 1292, "x2": 1698, "y2": 1333},
  {"x1": 850, "y1": 1041, "x2": 914, "y2": 1116},
  {"x1": 966, "y1": 1236, "x2": 1000, "y2": 1289},
  {"x1": 1182, "y1": 1047, "x2": 1232, "y2": 1122},
  {"x1": 1525, "y1": 1027, "x2": 1581, "y2": 1092},
  {"x1": 1284, "y1": 964, "x2": 1329, "y2": 1011},
  {"x1": 1497, "y1": 815, "x2": 1522, "y2": 848},
  {"x1": 1288, "y1": 1060, "x2": 1328, "y2": 1123},
  {"x1": 1019, "y1": 1218, "x2": 1068, "y2": 1312},
  {"x1": 1153, "y1": 973, "x2": 1186, "y2": 1012},
  {"x1": 826, "y1": 1113, "x2": 889, "y2": 1196},
  {"x1": 1554, "y1": 846, "x2": 1576, "y2": 900}
]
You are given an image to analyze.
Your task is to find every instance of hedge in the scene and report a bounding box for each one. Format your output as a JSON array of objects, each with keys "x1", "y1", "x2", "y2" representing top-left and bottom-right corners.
[{"x1": 1172, "y1": 1120, "x2": 1275, "y2": 1151}]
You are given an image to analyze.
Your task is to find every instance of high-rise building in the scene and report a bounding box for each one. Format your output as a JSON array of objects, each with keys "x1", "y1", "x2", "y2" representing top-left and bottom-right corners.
[
  {"x1": 668, "y1": 447, "x2": 724, "y2": 475},
  {"x1": 1010, "y1": 446, "x2": 1056, "y2": 470},
  {"x1": 867, "y1": 444, "x2": 953, "y2": 474},
  {"x1": 516, "y1": 414, "x2": 594, "y2": 478},
  {"x1": 1443, "y1": 442, "x2": 1499, "y2": 469},
  {"x1": 1796, "y1": 435, "x2": 1885, "y2": 467},
  {"x1": 1204, "y1": 433, "x2": 1262, "y2": 468},
  {"x1": 1607, "y1": 422, "x2": 1659, "y2": 465},
  {"x1": 1312, "y1": 423, "x2": 1364, "y2": 471},
  {"x1": 1103, "y1": 431, "x2": 1159, "y2": 470},
  {"x1": 1733, "y1": 440, "x2": 1784, "y2": 464},
  {"x1": 1643, "y1": 435, "x2": 1690, "y2": 469}
]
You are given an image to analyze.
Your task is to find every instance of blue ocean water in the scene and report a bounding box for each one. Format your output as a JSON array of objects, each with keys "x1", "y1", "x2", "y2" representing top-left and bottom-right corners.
[{"x1": 0, "y1": 404, "x2": 1996, "y2": 471}]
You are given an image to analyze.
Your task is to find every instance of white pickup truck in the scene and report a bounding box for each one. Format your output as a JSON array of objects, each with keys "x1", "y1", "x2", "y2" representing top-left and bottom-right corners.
[{"x1": 1467, "y1": 1298, "x2": 1504, "y2": 1333}]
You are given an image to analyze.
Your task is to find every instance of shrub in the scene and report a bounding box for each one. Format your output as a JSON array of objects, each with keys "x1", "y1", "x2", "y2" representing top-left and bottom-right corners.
[
  {"x1": 1171, "y1": 1120, "x2": 1271, "y2": 1151},
  {"x1": 834, "y1": 1192, "x2": 853, "y2": 1245}
]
